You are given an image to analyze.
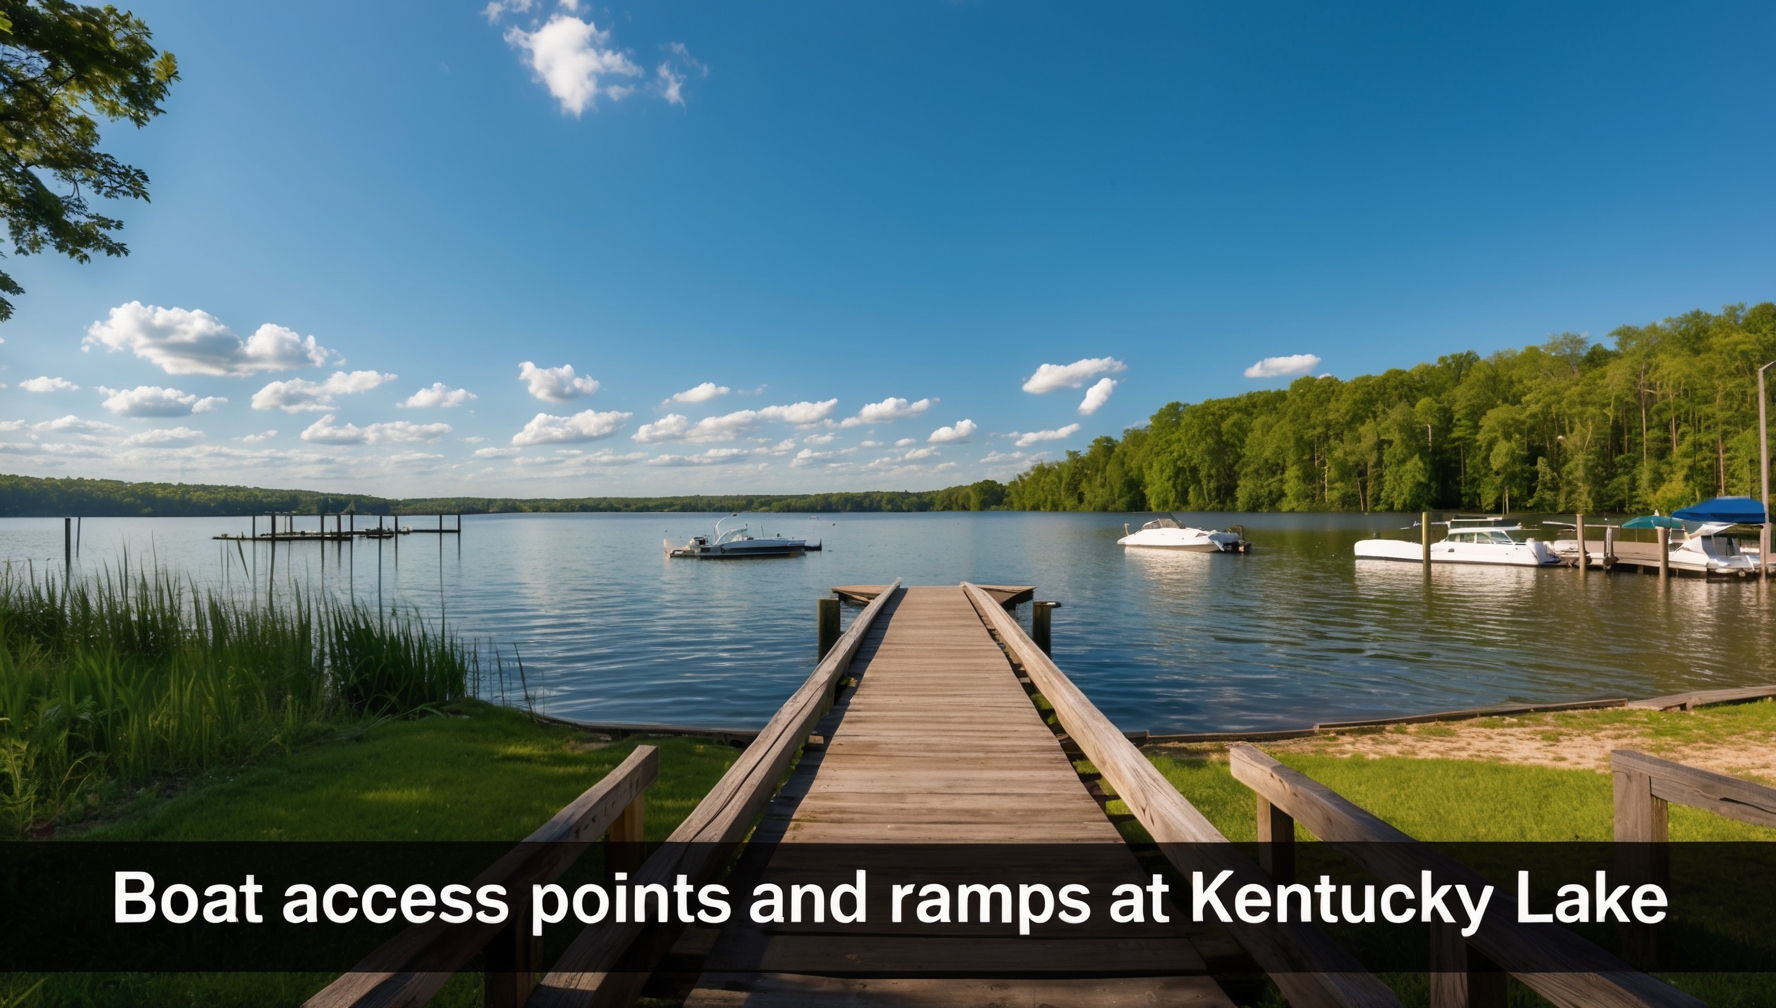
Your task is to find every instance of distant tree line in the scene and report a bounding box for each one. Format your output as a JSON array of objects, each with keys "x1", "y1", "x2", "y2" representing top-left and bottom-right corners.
[
  {"x1": 0, "y1": 474, "x2": 1009, "y2": 517},
  {"x1": 1004, "y1": 302, "x2": 1776, "y2": 515},
  {"x1": 4, "y1": 301, "x2": 1767, "y2": 518}
]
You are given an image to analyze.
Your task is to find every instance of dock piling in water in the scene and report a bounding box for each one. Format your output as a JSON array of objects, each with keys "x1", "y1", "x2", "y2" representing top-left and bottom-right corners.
[
  {"x1": 1033, "y1": 599, "x2": 1058, "y2": 653},
  {"x1": 1420, "y1": 510, "x2": 1430, "y2": 567},
  {"x1": 816, "y1": 596, "x2": 841, "y2": 658},
  {"x1": 1658, "y1": 526, "x2": 1669, "y2": 579},
  {"x1": 1576, "y1": 512, "x2": 1589, "y2": 572}
]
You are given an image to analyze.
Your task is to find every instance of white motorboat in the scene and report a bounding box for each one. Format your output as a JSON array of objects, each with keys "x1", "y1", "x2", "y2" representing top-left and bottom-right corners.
[
  {"x1": 1117, "y1": 517, "x2": 1249, "y2": 552},
  {"x1": 1354, "y1": 516, "x2": 1561, "y2": 566},
  {"x1": 667, "y1": 515, "x2": 821, "y2": 559},
  {"x1": 1643, "y1": 521, "x2": 1754, "y2": 575}
]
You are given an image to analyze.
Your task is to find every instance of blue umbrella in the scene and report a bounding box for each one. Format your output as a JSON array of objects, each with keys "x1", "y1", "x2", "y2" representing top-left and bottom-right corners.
[{"x1": 1671, "y1": 496, "x2": 1768, "y2": 524}]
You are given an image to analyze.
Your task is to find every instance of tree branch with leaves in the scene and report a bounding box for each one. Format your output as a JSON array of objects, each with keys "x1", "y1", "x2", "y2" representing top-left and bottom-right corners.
[{"x1": 0, "y1": 0, "x2": 177, "y2": 320}]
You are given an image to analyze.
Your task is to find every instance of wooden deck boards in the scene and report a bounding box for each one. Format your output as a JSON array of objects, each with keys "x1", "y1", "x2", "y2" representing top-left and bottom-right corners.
[{"x1": 684, "y1": 586, "x2": 1231, "y2": 1007}]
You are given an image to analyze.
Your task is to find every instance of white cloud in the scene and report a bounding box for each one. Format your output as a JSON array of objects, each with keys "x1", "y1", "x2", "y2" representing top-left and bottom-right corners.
[
  {"x1": 981, "y1": 450, "x2": 1027, "y2": 463},
  {"x1": 20, "y1": 376, "x2": 78, "y2": 392},
  {"x1": 122, "y1": 426, "x2": 204, "y2": 447},
  {"x1": 98, "y1": 385, "x2": 227, "y2": 417},
  {"x1": 646, "y1": 447, "x2": 754, "y2": 467},
  {"x1": 790, "y1": 448, "x2": 836, "y2": 467},
  {"x1": 511, "y1": 409, "x2": 631, "y2": 446},
  {"x1": 83, "y1": 302, "x2": 333, "y2": 376},
  {"x1": 519, "y1": 361, "x2": 600, "y2": 402},
  {"x1": 666, "y1": 381, "x2": 729, "y2": 405},
  {"x1": 252, "y1": 370, "x2": 396, "y2": 412},
  {"x1": 474, "y1": 446, "x2": 522, "y2": 458},
  {"x1": 400, "y1": 383, "x2": 476, "y2": 408},
  {"x1": 299, "y1": 415, "x2": 453, "y2": 445},
  {"x1": 1014, "y1": 423, "x2": 1081, "y2": 447},
  {"x1": 1078, "y1": 377, "x2": 1117, "y2": 415},
  {"x1": 34, "y1": 414, "x2": 123, "y2": 436},
  {"x1": 481, "y1": 0, "x2": 534, "y2": 21},
  {"x1": 633, "y1": 400, "x2": 837, "y2": 443},
  {"x1": 927, "y1": 419, "x2": 977, "y2": 444},
  {"x1": 241, "y1": 430, "x2": 277, "y2": 443},
  {"x1": 893, "y1": 437, "x2": 917, "y2": 447},
  {"x1": 803, "y1": 432, "x2": 835, "y2": 445},
  {"x1": 1022, "y1": 357, "x2": 1126, "y2": 394},
  {"x1": 901, "y1": 446, "x2": 939, "y2": 460},
  {"x1": 1244, "y1": 354, "x2": 1322, "y2": 379},
  {"x1": 840, "y1": 396, "x2": 935, "y2": 427},
  {"x1": 504, "y1": 15, "x2": 642, "y2": 115},
  {"x1": 759, "y1": 400, "x2": 838, "y2": 425},
  {"x1": 655, "y1": 42, "x2": 706, "y2": 106}
]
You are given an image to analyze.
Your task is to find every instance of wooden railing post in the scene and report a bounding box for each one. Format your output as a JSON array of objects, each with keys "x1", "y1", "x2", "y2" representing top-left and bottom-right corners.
[
  {"x1": 1255, "y1": 796, "x2": 1295, "y2": 884},
  {"x1": 1613, "y1": 752, "x2": 1668, "y2": 969},
  {"x1": 605, "y1": 791, "x2": 646, "y2": 876},
  {"x1": 1430, "y1": 923, "x2": 1506, "y2": 1008},
  {"x1": 484, "y1": 907, "x2": 542, "y2": 1008}
]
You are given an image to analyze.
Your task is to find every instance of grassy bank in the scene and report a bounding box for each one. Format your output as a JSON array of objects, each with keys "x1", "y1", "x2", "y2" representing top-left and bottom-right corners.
[{"x1": 0, "y1": 565, "x2": 469, "y2": 837}]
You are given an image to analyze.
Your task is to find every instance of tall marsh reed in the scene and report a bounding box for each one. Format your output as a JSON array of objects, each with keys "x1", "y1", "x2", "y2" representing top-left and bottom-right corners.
[{"x1": 0, "y1": 565, "x2": 469, "y2": 835}]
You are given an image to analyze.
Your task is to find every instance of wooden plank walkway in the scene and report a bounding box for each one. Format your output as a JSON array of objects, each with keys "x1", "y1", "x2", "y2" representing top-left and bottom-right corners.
[{"x1": 684, "y1": 586, "x2": 1234, "y2": 1006}]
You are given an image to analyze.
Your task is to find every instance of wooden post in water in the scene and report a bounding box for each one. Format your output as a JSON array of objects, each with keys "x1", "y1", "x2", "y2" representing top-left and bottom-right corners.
[
  {"x1": 1657, "y1": 526, "x2": 1669, "y2": 579},
  {"x1": 817, "y1": 597, "x2": 841, "y2": 659},
  {"x1": 64, "y1": 516, "x2": 71, "y2": 572},
  {"x1": 1604, "y1": 524, "x2": 1616, "y2": 569},
  {"x1": 1420, "y1": 511, "x2": 1431, "y2": 568},
  {"x1": 1033, "y1": 600, "x2": 1058, "y2": 654},
  {"x1": 1575, "y1": 513, "x2": 1588, "y2": 573}
]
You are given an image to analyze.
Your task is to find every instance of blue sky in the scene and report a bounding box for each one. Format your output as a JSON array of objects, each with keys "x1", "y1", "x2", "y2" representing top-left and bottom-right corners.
[{"x1": 2, "y1": 1, "x2": 1772, "y2": 496}]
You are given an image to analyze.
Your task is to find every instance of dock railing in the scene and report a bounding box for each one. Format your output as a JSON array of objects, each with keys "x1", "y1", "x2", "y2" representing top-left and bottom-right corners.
[
  {"x1": 961, "y1": 582, "x2": 1402, "y2": 1008},
  {"x1": 1228, "y1": 744, "x2": 1701, "y2": 1008},
  {"x1": 302, "y1": 744, "x2": 658, "y2": 1008},
  {"x1": 1611, "y1": 749, "x2": 1776, "y2": 967},
  {"x1": 524, "y1": 579, "x2": 902, "y2": 1008}
]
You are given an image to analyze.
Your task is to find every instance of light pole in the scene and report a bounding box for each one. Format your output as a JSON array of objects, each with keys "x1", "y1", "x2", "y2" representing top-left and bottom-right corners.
[{"x1": 1759, "y1": 361, "x2": 1775, "y2": 580}]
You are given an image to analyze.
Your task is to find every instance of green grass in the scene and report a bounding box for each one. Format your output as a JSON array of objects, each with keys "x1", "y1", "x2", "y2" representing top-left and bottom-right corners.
[
  {"x1": 0, "y1": 564, "x2": 471, "y2": 836},
  {"x1": 83, "y1": 699, "x2": 737, "y2": 842},
  {"x1": 8, "y1": 700, "x2": 739, "y2": 1008},
  {"x1": 1147, "y1": 750, "x2": 1776, "y2": 842}
]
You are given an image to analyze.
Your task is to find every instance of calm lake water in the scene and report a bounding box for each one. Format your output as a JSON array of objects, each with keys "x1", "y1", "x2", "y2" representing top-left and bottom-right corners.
[{"x1": 2, "y1": 511, "x2": 1770, "y2": 733}]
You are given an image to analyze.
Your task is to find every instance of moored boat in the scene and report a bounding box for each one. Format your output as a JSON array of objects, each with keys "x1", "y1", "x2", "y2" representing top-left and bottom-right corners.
[
  {"x1": 1117, "y1": 517, "x2": 1249, "y2": 552},
  {"x1": 1354, "y1": 516, "x2": 1561, "y2": 566},
  {"x1": 666, "y1": 515, "x2": 821, "y2": 559}
]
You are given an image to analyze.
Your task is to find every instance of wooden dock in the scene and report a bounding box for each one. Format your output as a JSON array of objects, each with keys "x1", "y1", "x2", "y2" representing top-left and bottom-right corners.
[
  {"x1": 311, "y1": 581, "x2": 1702, "y2": 1008},
  {"x1": 685, "y1": 585, "x2": 1230, "y2": 1005}
]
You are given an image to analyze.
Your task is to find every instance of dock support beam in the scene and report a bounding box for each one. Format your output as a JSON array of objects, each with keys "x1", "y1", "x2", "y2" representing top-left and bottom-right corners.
[
  {"x1": 1421, "y1": 511, "x2": 1431, "y2": 568},
  {"x1": 817, "y1": 597, "x2": 841, "y2": 659},
  {"x1": 1575, "y1": 513, "x2": 1588, "y2": 573},
  {"x1": 1657, "y1": 526, "x2": 1669, "y2": 580},
  {"x1": 1033, "y1": 600, "x2": 1058, "y2": 654},
  {"x1": 64, "y1": 516, "x2": 71, "y2": 572}
]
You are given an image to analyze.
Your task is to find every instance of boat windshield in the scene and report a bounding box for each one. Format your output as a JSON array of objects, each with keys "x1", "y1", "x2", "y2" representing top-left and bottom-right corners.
[
  {"x1": 1446, "y1": 530, "x2": 1524, "y2": 544},
  {"x1": 1142, "y1": 518, "x2": 1182, "y2": 529},
  {"x1": 1703, "y1": 536, "x2": 1741, "y2": 556}
]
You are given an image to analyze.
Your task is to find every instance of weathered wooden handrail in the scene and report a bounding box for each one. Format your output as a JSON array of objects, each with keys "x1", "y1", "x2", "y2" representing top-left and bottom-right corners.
[
  {"x1": 302, "y1": 744, "x2": 659, "y2": 1008},
  {"x1": 525, "y1": 579, "x2": 903, "y2": 1008},
  {"x1": 1612, "y1": 748, "x2": 1776, "y2": 839},
  {"x1": 1229, "y1": 744, "x2": 1701, "y2": 1008},
  {"x1": 961, "y1": 582, "x2": 1400, "y2": 1008}
]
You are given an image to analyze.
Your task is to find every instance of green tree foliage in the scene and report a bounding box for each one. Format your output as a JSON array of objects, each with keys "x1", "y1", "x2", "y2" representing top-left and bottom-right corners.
[
  {"x1": 0, "y1": 0, "x2": 178, "y2": 320},
  {"x1": 1005, "y1": 302, "x2": 1776, "y2": 514}
]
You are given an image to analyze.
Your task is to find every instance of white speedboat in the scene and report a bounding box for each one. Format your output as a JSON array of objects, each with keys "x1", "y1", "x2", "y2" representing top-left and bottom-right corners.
[
  {"x1": 1355, "y1": 516, "x2": 1561, "y2": 566},
  {"x1": 1117, "y1": 517, "x2": 1249, "y2": 552},
  {"x1": 667, "y1": 515, "x2": 821, "y2": 559},
  {"x1": 1664, "y1": 522, "x2": 1756, "y2": 575}
]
